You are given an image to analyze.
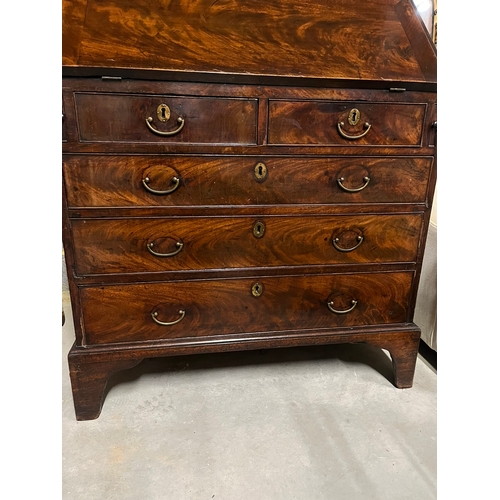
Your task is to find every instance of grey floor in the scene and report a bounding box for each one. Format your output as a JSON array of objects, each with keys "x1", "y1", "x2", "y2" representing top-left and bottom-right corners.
[{"x1": 62, "y1": 291, "x2": 437, "y2": 500}]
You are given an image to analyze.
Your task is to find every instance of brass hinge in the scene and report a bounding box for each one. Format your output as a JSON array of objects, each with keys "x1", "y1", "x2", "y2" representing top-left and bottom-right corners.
[{"x1": 389, "y1": 87, "x2": 406, "y2": 92}]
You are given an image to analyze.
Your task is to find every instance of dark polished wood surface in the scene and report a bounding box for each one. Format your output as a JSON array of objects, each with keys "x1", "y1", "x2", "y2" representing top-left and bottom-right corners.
[
  {"x1": 62, "y1": 79, "x2": 437, "y2": 154},
  {"x1": 71, "y1": 214, "x2": 422, "y2": 275},
  {"x1": 75, "y1": 93, "x2": 258, "y2": 144},
  {"x1": 268, "y1": 101, "x2": 425, "y2": 146},
  {"x1": 62, "y1": 0, "x2": 436, "y2": 88},
  {"x1": 64, "y1": 155, "x2": 433, "y2": 208},
  {"x1": 63, "y1": 0, "x2": 436, "y2": 419},
  {"x1": 79, "y1": 272, "x2": 413, "y2": 345},
  {"x1": 68, "y1": 326, "x2": 421, "y2": 419}
]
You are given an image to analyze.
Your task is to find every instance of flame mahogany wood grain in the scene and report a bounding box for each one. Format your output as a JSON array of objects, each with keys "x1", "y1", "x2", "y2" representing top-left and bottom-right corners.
[
  {"x1": 62, "y1": 0, "x2": 436, "y2": 419},
  {"x1": 62, "y1": 79, "x2": 437, "y2": 154},
  {"x1": 78, "y1": 272, "x2": 413, "y2": 345},
  {"x1": 71, "y1": 214, "x2": 422, "y2": 275},
  {"x1": 62, "y1": 0, "x2": 436, "y2": 88},
  {"x1": 63, "y1": 155, "x2": 433, "y2": 208},
  {"x1": 268, "y1": 101, "x2": 425, "y2": 146}
]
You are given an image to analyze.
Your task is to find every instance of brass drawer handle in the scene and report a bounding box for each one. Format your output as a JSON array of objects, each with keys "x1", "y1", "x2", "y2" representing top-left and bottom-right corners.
[
  {"x1": 337, "y1": 176, "x2": 370, "y2": 192},
  {"x1": 333, "y1": 235, "x2": 364, "y2": 252},
  {"x1": 146, "y1": 116, "x2": 185, "y2": 136},
  {"x1": 327, "y1": 299, "x2": 358, "y2": 314},
  {"x1": 146, "y1": 241, "x2": 183, "y2": 257},
  {"x1": 337, "y1": 121, "x2": 371, "y2": 140},
  {"x1": 151, "y1": 309, "x2": 185, "y2": 326},
  {"x1": 142, "y1": 176, "x2": 180, "y2": 195}
]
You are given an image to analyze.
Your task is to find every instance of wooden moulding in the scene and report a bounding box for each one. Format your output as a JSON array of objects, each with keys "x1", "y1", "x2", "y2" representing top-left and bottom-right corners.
[{"x1": 68, "y1": 325, "x2": 421, "y2": 420}]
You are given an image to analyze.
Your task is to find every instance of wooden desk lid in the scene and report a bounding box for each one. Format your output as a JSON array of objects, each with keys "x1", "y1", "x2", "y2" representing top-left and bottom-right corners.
[{"x1": 62, "y1": 0, "x2": 436, "y2": 88}]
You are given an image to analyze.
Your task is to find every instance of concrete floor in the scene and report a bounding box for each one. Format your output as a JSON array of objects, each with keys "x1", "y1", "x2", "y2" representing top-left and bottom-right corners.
[{"x1": 62, "y1": 291, "x2": 436, "y2": 500}]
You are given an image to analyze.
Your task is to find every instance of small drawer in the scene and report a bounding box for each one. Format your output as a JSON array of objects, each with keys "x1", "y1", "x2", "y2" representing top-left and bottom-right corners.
[
  {"x1": 80, "y1": 271, "x2": 413, "y2": 345},
  {"x1": 63, "y1": 155, "x2": 433, "y2": 207},
  {"x1": 268, "y1": 100, "x2": 426, "y2": 146},
  {"x1": 74, "y1": 93, "x2": 258, "y2": 145},
  {"x1": 71, "y1": 214, "x2": 422, "y2": 275}
]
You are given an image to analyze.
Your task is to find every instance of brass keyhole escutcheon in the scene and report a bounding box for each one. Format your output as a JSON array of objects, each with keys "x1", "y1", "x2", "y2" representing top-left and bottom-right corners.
[
  {"x1": 254, "y1": 162, "x2": 268, "y2": 182},
  {"x1": 348, "y1": 108, "x2": 361, "y2": 126},
  {"x1": 253, "y1": 220, "x2": 266, "y2": 238},
  {"x1": 251, "y1": 282, "x2": 264, "y2": 297},
  {"x1": 157, "y1": 104, "x2": 171, "y2": 122}
]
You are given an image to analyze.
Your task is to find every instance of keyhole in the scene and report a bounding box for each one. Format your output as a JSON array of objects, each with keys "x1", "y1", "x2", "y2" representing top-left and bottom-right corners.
[
  {"x1": 348, "y1": 108, "x2": 361, "y2": 126},
  {"x1": 252, "y1": 220, "x2": 266, "y2": 238},
  {"x1": 157, "y1": 104, "x2": 171, "y2": 122},
  {"x1": 251, "y1": 282, "x2": 264, "y2": 297},
  {"x1": 254, "y1": 162, "x2": 268, "y2": 181}
]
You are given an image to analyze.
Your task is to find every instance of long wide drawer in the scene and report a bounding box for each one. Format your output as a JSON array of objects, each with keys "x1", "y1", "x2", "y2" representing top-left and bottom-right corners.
[
  {"x1": 71, "y1": 214, "x2": 422, "y2": 275},
  {"x1": 268, "y1": 100, "x2": 426, "y2": 146},
  {"x1": 74, "y1": 93, "x2": 258, "y2": 144},
  {"x1": 63, "y1": 155, "x2": 433, "y2": 207},
  {"x1": 80, "y1": 271, "x2": 413, "y2": 345}
]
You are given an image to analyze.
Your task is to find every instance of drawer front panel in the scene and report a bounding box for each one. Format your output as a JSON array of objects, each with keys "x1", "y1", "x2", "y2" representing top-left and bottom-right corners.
[
  {"x1": 268, "y1": 101, "x2": 425, "y2": 145},
  {"x1": 74, "y1": 93, "x2": 258, "y2": 144},
  {"x1": 80, "y1": 272, "x2": 413, "y2": 345},
  {"x1": 71, "y1": 214, "x2": 422, "y2": 275},
  {"x1": 64, "y1": 156, "x2": 433, "y2": 207}
]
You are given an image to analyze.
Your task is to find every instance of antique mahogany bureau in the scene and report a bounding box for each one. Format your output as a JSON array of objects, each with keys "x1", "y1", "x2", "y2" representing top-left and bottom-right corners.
[{"x1": 62, "y1": 0, "x2": 437, "y2": 420}]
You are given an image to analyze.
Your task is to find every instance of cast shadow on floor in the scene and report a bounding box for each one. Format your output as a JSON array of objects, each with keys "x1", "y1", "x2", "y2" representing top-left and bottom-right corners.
[
  {"x1": 104, "y1": 342, "x2": 413, "y2": 399},
  {"x1": 418, "y1": 340, "x2": 437, "y2": 371}
]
